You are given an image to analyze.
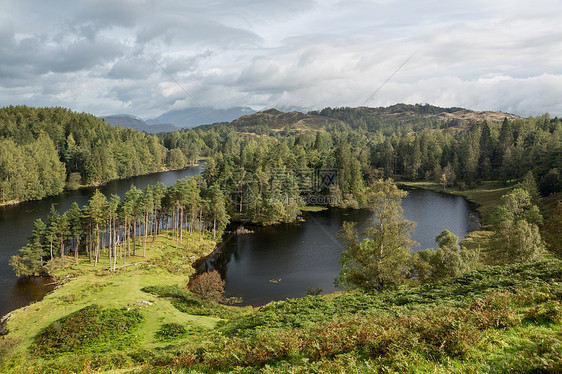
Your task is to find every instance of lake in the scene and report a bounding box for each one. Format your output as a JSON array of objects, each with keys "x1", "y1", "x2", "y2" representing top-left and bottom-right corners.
[
  {"x1": 198, "y1": 189, "x2": 481, "y2": 306},
  {"x1": 0, "y1": 167, "x2": 479, "y2": 315}
]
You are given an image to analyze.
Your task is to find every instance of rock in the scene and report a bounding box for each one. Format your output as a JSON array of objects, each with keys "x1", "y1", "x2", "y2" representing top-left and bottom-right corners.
[{"x1": 0, "y1": 313, "x2": 13, "y2": 336}]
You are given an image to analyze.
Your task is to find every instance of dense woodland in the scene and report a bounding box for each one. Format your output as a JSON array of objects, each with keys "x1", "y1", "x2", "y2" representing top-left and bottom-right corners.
[
  {"x1": 10, "y1": 177, "x2": 229, "y2": 276},
  {"x1": 5, "y1": 104, "x2": 562, "y2": 276},
  {"x1": 0, "y1": 106, "x2": 202, "y2": 203},
  {"x1": 200, "y1": 111, "x2": 561, "y2": 224},
  {"x1": 1, "y1": 105, "x2": 560, "y2": 206}
]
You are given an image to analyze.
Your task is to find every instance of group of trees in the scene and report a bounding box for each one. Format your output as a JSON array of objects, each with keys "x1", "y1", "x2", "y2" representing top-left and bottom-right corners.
[
  {"x1": 10, "y1": 177, "x2": 229, "y2": 276},
  {"x1": 4, "y1": 104, "x2": 560, "y2": 292},
  {"x1": 2, "y1": 105, "x2": 560, "y2": 208},
  {"x1": 335, "y1": 180, "x2": 479, "y2": 291},
  {"x1": 489, "y1": 183, "x2": 545, "y2": 265},
  {"x1": 196, "y1": 115, "x2": 560, "y2": 226}
]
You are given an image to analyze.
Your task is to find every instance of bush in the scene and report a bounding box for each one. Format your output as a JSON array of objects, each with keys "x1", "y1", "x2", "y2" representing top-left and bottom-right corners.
[
  {"x1": 66, "y1": 172, "x2": 82, "y2": 190},
  {"x1": 32, "y1": 305, "x2": 143, "y2": 357},
  {"x1": 523, "y1": 301, "x2": 562, "y2": 325},
  {"x1": 155, "y1": 323, "x2": 188, "y2": 342},
  {"x1": 142, "y1": 283, "x2": 243, "y2": 320},
  {"x1": 189, "y1": 270, "x2": 225, "y2": 303}
]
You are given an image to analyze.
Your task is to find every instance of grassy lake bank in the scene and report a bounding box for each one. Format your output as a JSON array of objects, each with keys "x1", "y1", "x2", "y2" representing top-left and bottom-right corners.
[{"x1": 0, "y1": 230, "x2": 251, "y2": 372}]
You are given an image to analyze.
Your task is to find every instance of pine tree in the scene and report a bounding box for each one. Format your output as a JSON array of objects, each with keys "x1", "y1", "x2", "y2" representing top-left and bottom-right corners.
[{"x1": 88, "y1": 190, "x2": 107, "y2": 266}]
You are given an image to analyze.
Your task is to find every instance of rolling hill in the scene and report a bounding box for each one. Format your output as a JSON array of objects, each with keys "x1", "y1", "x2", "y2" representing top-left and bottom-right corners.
[{"x1": 219, "y1": 104, "x2": 521, "y2": 135}]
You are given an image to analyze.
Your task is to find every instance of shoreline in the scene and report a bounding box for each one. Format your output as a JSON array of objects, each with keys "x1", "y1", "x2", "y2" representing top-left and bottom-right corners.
[
  {"x1": 0, "y1": 163, "x2": 202, "y2": 208},
  {"x1": 397, "y1": 180, "x2": 511, "y2": 225}
]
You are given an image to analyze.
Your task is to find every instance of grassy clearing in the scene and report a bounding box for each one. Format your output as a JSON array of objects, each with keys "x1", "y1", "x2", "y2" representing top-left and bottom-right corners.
[
  {"x1": 0, "y1": 230, "x2": 228, "y2": 372},
  {"x1": 299, "y1": 205, "x2": 329, "y2": 212}
]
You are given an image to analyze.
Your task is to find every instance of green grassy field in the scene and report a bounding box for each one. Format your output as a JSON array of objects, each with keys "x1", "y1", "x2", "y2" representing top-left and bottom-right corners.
[
  {"x1": 0, "y1": 230, "x2": 239, "y2": 373},
  {"x1": 3, "y1": 253, "x2": 561, "y2": 373}
]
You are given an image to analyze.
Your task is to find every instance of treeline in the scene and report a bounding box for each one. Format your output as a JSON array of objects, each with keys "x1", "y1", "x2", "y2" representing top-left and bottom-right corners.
[
  {"x1": 195, "y1": 113, "x2": 560, "y2": 225},
  {"x1": 202, "y1": 130, "x2": 370, "y2": 224},
  {"x1": 2, "y1": 105, "x2": 560, "y2": 205},
  {"x1": 10, "y1": 177, "x2": 229, "y2": 276},
  {"x1": 0, "y1": 106, "x2": 205, "y2": 203},
  {"x1": 369, "y1": 116, "x2": 561, "y2": 194}
]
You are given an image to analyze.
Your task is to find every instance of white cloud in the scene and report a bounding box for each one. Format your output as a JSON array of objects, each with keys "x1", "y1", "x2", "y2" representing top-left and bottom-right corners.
[{"x1": 1, "y1": 0, "x2": 562, "y2": 117}]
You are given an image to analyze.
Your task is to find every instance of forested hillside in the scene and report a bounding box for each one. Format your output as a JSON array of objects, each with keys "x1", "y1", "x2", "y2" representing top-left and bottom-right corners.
[
  {"x1": 0, "y1": 106, "x2": 202, "y2": 204},
  {"x1": 199, "y1": 109, "x2": 561, "y2": 225},
  {"x1": 3, "y1": 104, "x2": 562, "y2": 373},
  {"x1": 2, "y1": 104, "x2": 560, "y2": 208}
]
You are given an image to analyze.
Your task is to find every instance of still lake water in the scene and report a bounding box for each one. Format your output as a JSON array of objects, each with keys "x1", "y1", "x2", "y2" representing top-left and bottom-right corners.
[
  {"x1": 199, "y1": 189, "x2": 481, "y2": 306},
  {"x1": 0, "y1": 166, "x2": 202, "y2": 317},
  {"x1": 0, "y1": 166, "x2": 479, "y2": 315}
]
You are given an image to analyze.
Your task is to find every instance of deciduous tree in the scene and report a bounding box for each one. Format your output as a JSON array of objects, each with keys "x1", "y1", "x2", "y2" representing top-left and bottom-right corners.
[{"x1": 335, "y1": 179, "x2": 416, "y2": 292}]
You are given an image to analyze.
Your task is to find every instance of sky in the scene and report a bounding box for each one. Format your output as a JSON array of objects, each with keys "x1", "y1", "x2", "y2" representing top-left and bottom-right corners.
[{"x1": 2, "y1": 0, "x2": 562, "y2": 119}]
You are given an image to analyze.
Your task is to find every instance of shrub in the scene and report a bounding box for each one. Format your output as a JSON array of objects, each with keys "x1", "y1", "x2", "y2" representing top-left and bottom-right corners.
[
  {"x1": 523, "y1": 301, "x2": 562, "y2": 325},
  {"x1": 155, "y1": 323, "x2": 188, "y2": 342},
  {"x1": 32, "y1": 305, "x2": 143, "y2": 357},
  {"x1": 189, "y1": 270, "x2": 225, "y2": 303}
]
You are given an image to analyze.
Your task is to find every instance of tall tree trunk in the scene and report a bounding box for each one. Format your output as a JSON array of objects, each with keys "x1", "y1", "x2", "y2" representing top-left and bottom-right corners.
[
  {"x1": 87, "y1": 223, "x2": 92, "y2": 264},
  {"x1": 60, "y1": 233, "x2": 64, "y2": 267},
  {"x1": 132, "y1": 219, "x2": 137, "y2": 256},
  {"x1": 108, "y1": 217, "x2": 112, "y2": 270},
  {"x1": 179, "y1": 207, "x2": 183, "y2": 244},
  {"x1": 152, "y1": 208, "x2": 158, "y2": 242},
  {"x1": 213, "y1": 213, "x2": 216, "y2": 240},
  {"x1": 172, "y1": 207, "x2": 176, "y2": 241},
  {"x1": 113, "y1": 220, "x2": 118, "y2": 270},
  {"x1": 199, "y1": 207, "x2": 203, "y2": 242},
  {"x1": 125, "y1": 217, "x2": 129, "y2": 263},
  {"x1": 94, "y1": 223, "x2": 100, "y2": 267},
  {"x1": 143, "y1": 211, "x2": 148, "y2": 257},
  {"x1": 75, "y1": 236, "x2": 80, "y2": 266}
]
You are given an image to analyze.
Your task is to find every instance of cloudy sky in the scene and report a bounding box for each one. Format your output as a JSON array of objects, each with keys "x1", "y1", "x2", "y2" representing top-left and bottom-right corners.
[{"x1": 2, "y1": 0, "x2": 562, "y2": 119}]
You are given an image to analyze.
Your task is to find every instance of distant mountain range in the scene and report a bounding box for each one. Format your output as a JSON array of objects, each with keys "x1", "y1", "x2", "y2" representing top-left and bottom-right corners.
[
  {"x1": 100, "y1": 114, "x2": 180, "y2": 134},
  {"x1": 147, "y1": 107, "x2": 256, "y2": 127},
  {"x1": 102, "y1": 104, "x2": 519, "y2": 134},
  {"x1": 101, "y1": 107, "x2": 256, "y2": 134}
]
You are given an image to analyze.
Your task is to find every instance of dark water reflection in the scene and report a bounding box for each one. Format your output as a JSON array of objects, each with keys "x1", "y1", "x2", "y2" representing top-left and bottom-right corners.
[
  {"x1": 200, "y1": 189, "x2": 480, "y2": 306},
  {"x1": 0, "y1": 165, "x2": 202, "y2": 317}
]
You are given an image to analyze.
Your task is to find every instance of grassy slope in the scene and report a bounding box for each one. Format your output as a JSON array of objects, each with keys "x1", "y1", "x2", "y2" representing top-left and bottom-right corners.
[
  {"x1": 3, "y1": 183, "x2": 560, "y2": 373},
  {"x1": 0, "y1": 231, "x2": 226, "y2": 372},
  {"x1": 140, "y1": 259, "x2": 562, "y2": 373}
]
